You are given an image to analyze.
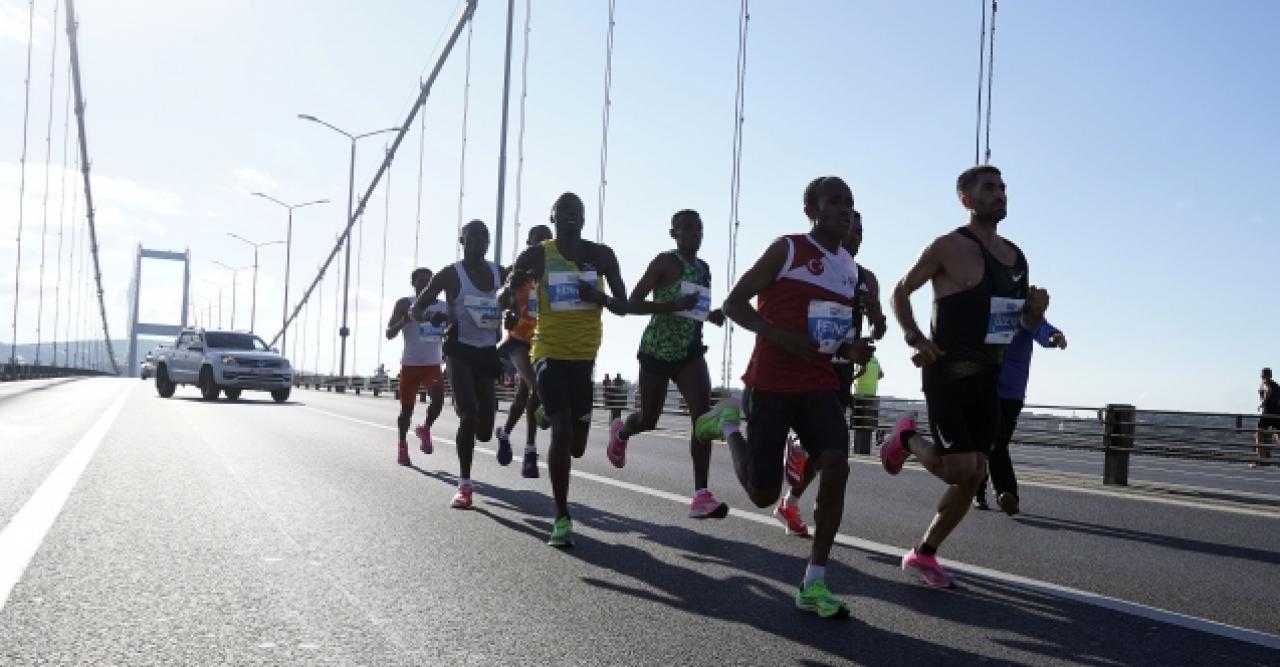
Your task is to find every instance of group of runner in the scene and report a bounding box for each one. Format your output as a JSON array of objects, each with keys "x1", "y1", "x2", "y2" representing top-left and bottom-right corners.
[{"x1": 382, "y1": 165, "x2": 1056, "y2": 619}]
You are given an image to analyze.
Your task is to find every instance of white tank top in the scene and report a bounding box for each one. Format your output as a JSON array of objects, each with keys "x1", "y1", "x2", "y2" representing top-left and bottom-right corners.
[
  {"x1": 451, "y1": 260, "x2": 502, "y2": 348},
  {"x1": 402, "y1": 296, "x2": 447, "y2": 366}
]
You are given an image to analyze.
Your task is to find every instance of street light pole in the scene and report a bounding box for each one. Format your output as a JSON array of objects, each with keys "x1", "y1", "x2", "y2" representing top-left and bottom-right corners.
[
  {"x1": 251, "y1": 193, "x2": 328, "y2": 358},
  {"x1": 297, "y1": 115, "x2": 399, "y2": 378},
  {"x1": 213, "y1": 261, "x2": 244, "y2": 330},
  {"x1": 227, "y1": 233, "x2": 283, "y2": 334}
]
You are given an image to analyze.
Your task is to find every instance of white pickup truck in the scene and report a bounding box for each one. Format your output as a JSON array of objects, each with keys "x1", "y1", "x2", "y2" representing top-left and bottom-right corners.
[{"x1": 153, "y1": 327, "x2": 293, "y2": 402}]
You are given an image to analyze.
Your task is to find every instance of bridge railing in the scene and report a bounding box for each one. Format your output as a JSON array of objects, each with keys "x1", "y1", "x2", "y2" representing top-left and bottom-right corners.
[{"x1": 1, "y1": 363, "x2": 112, "y2": 381}]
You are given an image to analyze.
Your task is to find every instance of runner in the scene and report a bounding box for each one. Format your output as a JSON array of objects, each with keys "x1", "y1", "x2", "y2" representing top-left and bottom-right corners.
[
  {"x1": 1254, "y1": 368, "x2": 1280, "y2": 469},
  {"x1": 411, "y1": 220, "x2": 506, "y2": 510},
  {"x1": 505, "y1": 192, "x2": 627, "y2": 547},
  {"x1": 695, "y1": 176, "x2": 863, "y2": 618},
  {"x1": 496, "y1": 224, "x2": 554, "y2": 478},
  {"x1": 385, "y1": 267, "x2": 447, "y2": 466},
  {"x1": 606, "y1": 209, "x2": 729, "y2": 519},
  {"x1": 777, "y1": 209, "x2": 885, "y2": 538},
  {"x1": 881, "y1": 164, "x2": 1049, "y2": 588},
  {"x1": 974, "y1": 319, "x2": 1067, "y2": 513}
]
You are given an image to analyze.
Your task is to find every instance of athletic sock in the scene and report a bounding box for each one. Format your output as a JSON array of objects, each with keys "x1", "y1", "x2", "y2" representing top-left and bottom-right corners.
[
  {"x1": 694, "y1": 487, "x2": 708, "y2": 497},
  {"x1": 917, "y1": 542, "x2": 937, "y2": 556},
  {"x1": 784, "y1": 489, "x2": 799, "y2": 507},
  {"x1": 803, "y1": 563, "x2": 825, "y2": 588},
  {"x1": 525, "y1": 444, "x2": 537, "y2": 454},
  {"x1": 723, "y1": 422, "x2": 740, "y2": 440},
  {"x1": 459, "y1": 477, "x2": 471, "y2": 488}
]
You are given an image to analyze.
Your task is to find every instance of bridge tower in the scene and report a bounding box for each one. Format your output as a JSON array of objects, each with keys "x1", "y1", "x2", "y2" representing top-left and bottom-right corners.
[{"x1": 125, "y1": 245, "x2": 191, "y2": 377}]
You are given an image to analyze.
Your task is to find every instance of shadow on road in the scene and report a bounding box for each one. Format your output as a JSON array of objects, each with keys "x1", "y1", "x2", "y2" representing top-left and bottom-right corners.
[
  {"x1": 1017, "y1": 514, "x2": 1280, "y2": 566},
  {"x1": 168, "y1": 396, "x2": 303, "y2": 407}
]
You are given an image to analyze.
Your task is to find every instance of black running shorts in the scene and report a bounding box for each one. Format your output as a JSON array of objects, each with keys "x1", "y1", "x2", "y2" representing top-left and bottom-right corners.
[
  {"x1": 535, "y1": 358, "x2": 595, "y2": 422},
  {"x1": 742, "y1": 387, "x2": 849, "y2": 492},
  {"x1": 924, "y1": 369, "x2": 1000, "y2": 456}
]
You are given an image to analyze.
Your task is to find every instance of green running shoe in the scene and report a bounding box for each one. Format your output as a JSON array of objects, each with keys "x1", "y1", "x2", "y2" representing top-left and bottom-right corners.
[
  {"x1": 547, "y1": 516, "x2": 574, "y2": 548},
  {"x1": 795, "y1": 578, "x2": 850, "y2": 619},
  {"x1": 535, "y1": 405, "x2": 551, "y2": 430},
  {"x1": 694, "y1": 398, "x2": 741, "y2": 444}
]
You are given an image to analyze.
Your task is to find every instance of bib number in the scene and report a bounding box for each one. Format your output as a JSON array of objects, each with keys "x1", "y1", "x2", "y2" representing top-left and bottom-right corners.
[
  {"x1": 808, "y1": 300, "x2": 854, "y2": 355},
  {"x1": 415, "y1": 302, "x2": 447, "y2": 342},
  {"x1": 547, "y1": 271, "x2": 600, "y2": 312},
  {"x1": 464, "y1": 296, "x2": 503, "y2": 330},
  {"x1": 674, "y1": 282, "x2": 712, "y2": 322},
  {"x1": 985, "y1": 297, "x2": 1025, "y2": 344}
]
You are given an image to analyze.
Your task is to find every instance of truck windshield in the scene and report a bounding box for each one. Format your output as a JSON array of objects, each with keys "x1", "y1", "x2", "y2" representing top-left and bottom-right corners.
[{"x1": 204, "y1": 333, "x2": 270, "y2": 351}]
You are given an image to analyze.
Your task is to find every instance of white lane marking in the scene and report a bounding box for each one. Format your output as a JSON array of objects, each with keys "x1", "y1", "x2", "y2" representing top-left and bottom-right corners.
[
  {"x1": 305, "y1": 405, "x2": 1280, "y2": 650},
  {"x1": 0, "y1": 383, "x2": 132, "y2": 612}
]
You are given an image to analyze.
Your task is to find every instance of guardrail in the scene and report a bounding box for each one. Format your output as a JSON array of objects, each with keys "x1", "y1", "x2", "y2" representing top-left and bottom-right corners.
[
  {"x1": 287, "y1": 372, "x2": 1276, "y2": 484},
  {"x1": 1, "y1": 364, "x2": 112, "y2": 381}
]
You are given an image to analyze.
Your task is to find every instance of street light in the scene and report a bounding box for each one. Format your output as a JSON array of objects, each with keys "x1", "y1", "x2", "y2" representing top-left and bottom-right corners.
[
  {"x1": 298, "y1": 113, "x2": 400, "y2": 377},
  {"x1": 226, "y1": 233, "x2": 284, "y2": 334},
  {"x1": 252, "y1": 192, "x2": 328, "y2": 355},
  {"x1": 212, "y1": 260, "x2": 250, "y2": 330},
  {"x1": 202, "y1": 279, "x2": 226, "y2": 329}
]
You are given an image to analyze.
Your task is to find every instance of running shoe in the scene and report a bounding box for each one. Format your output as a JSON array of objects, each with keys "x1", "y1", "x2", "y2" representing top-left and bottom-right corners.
[
  {"x1": 997, "y1": 492, "x2": 1020, "y2": 517},
  {"x1": 606, "y1": 418, "x2": 627, "y2": 468},
  {"x1": 450, "y1": 483, "x2": 473, "y2": 510},
  {"x1": 415, "y1": 424, "x2": 433, "y2": 455},
  {"x1": 535, "y1": 405, "x2": 551, "y2": 430},
  {"x1": 902, "y1": 548, "x2": 954, "y2": 589},
  {"x1": 879, "y1": 414, "x2": 917, "y2": 475},
  {"x1": 973, "y1": 493, "x2": 990, "y2": 510},
  {"x1": 397, "y1": 441, "x2": 412, "y2": 467},
  {"x1": 688, "y1": 490, "x2": 729, "y2": 519},
  {"x1": 521, "y1": 449, "x2": 540, "y2": 479},
  {"x1": 784, "y1": 435, "x2": 808, "y2": 489},
  {"x1": 496, "y1": 427, "x2": 513, "y2": 466},
  {"x1": 794, "y1": 578, "x2": 850, "y2": 619},
  {"x1": 773, "y1": 499, "x2": 810, "y2": 537},
  {"x1": 694, "y1": 398, "x2": 741, "y2": 444},
  {"x1": 547, "y1": 516, "x2": 574, "y2": 547}
]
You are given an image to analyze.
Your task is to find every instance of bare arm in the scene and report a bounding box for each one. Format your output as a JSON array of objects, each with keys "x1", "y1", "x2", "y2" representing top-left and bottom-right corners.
[
  {"x1": 386, "y1": 298, "x2": 411, "y2": 340},
  {"x1": 498, "y1": 246, "x2": 542, "y2": 309},
  {"x1": 724, "y1": 238, "x2": 817, "y2": 360},
  {"x1": 892, "y1": 238, "x2": 947, "y2": 365},
  {"x1": 597, "y1": 246, "x2": 629, "y2": 316},
  {"x1": 627, "y1": 255, "x2": 696, "y2": 315},
  {"x1": 411, "y1": 267, "x2": 458, "y2": 323},
  {"x1": 862, "y1": 268, "x2": 888, "y2": 340}
]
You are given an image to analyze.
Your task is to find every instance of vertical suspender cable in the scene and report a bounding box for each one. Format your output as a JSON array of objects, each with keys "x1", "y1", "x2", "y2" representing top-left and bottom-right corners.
[
  {"x1": 10, "y1": 0, "x2": 36, "y2": 368},
  {"x1": 413, "y1": 78, "x2": 426, "y2": 267},
  {"x1": 595, "y1": 0, "x2": 616, "y2": 243},
  {"x1": 52, "y1": 61, "x2": 71, "y2": 366},
  {"x1": 721, "y1": 0, "x2": 749, "y2": 389},
  {"x1": 974, "y1": 0, "x2": 987, "y2": 166},
  {"x1": 455, "y1": 22, "x2": 474, "y2": 260},
  {"x1": 35, "y1": 0, "x2": 60, "y2": 365},
  {"x1": 983, "y1": 0, "x2": 997, "y2": 164},
  {"x1": 511, "y1": 0, "x2": 532, "y2": 262},
  {"x1": 376, "y1": 145, "x2": 391, "y2": 369}
]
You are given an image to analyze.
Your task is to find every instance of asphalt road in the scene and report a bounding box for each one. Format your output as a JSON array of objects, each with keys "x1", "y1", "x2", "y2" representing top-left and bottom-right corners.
[{"x1": 1, "y1": 378, "x2": 1277, "y2": 665}]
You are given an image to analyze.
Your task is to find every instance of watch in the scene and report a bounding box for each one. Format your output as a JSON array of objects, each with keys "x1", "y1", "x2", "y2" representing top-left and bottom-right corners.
[{"x1": 904, "y1": 330, "x2": 925, "y2": 347}]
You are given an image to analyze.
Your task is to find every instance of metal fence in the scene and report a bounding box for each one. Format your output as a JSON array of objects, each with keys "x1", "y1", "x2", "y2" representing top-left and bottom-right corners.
[{"x1": 1, "y1": 363, "x2": 112, "y2": 381}]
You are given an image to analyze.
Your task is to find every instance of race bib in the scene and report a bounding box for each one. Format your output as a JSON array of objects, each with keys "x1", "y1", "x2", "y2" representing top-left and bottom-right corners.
[
  {"x1": 807, "y1": 300, "x2": 854, "y2": 355},
  {"x1": 674, "y1": 282, "x2": 712, "y2": 322},
  {"x1": 985, "y1": 297, "x2": 1025, "y2": 344},
  {"x1": 547, "y1": 271, "x2": 600, "y2": 311},
  {"x1": 525, "y1": 292, "x2": 539, "y2": 317},
  {"x1": 415, "y1": 303, "x2": 447, "y2": 342},
  {"x1": 464, "y1": 295, "x2": 503, "y2": 330}
]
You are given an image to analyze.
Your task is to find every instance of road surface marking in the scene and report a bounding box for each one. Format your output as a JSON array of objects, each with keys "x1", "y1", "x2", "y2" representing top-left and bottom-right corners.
[
  {"x1": 0, "y1": 383, "x2": 132, "y2": 612},
  {"x1": 305, "y1": 405, "x2": 1280, "y2": 650}
]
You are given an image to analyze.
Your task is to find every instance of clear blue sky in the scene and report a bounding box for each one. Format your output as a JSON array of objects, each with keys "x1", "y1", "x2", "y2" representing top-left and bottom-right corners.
[{"x1": 1, "y1": 1, "x2": 1277, "y2": 413}]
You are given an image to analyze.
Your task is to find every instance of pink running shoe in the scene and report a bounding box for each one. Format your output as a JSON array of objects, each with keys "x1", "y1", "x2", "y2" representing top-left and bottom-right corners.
[
  {"x1": 450, "y1": 484, "x2": 473, "y2": 510},
  {"x1": 784, "y1": 436, "x2": 808, "y2": 489},
  {"x1": 606, "y1": 418, "x2": 627, "y2": 468},
  {"x1": 415, "y1": 424, "x2": 433, "y2": 455},
  {"x1": 397, "y1": 441, "x2": 411, "y2": 467},
  {"x1": 902, "y1": 548, "x2": 954, "y2": 589},
  {"x1": 688, "y1": 490, "x2": 729, "y2": 519},
  {"x1": 879, "y1": 415, "x2": 916, "y2": 475},
  {"x1": 773, "y1": 499, "x2": 810, "y2": 537}
]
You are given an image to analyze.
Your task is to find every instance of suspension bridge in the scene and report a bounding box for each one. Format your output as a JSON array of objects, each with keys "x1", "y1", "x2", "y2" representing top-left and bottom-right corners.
[{"x1": 1, "y1": 1, "x2": 1277, "y2": 664}]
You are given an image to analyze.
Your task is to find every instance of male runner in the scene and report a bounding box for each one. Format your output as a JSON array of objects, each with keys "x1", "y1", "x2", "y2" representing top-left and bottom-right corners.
[
  {"x1": 496, "y1": 224, "x2": 554, "y2": 478},
  {"x1": 880, "y1": 164, "x2": 1049, "y2": 588},
  {"x1": 777, "y1": 208, "x2": 885, "y2": 538},
  {"x1": 385, "y1": 268, "x2": 447, "y2": 466},
  {"x1": 505, "y1": 193, "x2": 627, "y2": 547},
  {"x1": 974, "y1": 319, "x2": 1067, "y2": 513},
  {"x1": 606, "y1": 209, "x2": 729, "y2": 519},
  {"x1": 412, "y1": 220, "x2": 506, "y2": 509},
  {"x1": 1254, "y1": 368, "x2": 1280, "y2": 468},
  {"x1": 695, "y1": 176, "x2": 863, "y2": 618}
]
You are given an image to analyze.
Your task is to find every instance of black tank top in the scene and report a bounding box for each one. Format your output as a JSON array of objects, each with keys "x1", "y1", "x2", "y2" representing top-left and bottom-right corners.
[
  {"x1": 923, "y1": 227, "x2": 1028, "y2": 390},
  {"x1": 1264, "y1": 380, "x2": 1280, "y2": 412}
]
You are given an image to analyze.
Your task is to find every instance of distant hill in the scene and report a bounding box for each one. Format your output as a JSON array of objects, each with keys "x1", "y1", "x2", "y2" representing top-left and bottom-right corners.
[{"x1": 0, "y1": 339, "x2": 129, "y2": 371}]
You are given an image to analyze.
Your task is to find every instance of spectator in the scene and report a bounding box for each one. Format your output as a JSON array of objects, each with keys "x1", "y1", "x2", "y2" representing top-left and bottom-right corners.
[{"x1": 1254, "y1": 368, "x2": 1279, "y2": 469}]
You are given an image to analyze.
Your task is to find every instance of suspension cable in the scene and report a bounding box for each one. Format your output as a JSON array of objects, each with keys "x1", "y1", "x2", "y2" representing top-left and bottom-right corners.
[
  {"x1": 974, "y1": 0, "x2": 986, "y2": 166},
  {"x1": 456, "y1": 21, "x2": 474, "y2": 260},
  {"x1": 10, "y1": 0, "x2": 36, "y2": 368},
  {"x1": 376, "y1": 145, "x2": 391, "y2": 369},
  {"x1": 353, "y1": 210, "x2": 365, "y2": 376},
  {"x1": 595, "y1": 0, "x2": 617, "y2": 244},
  {"x1": 983, "y1": 0, "x2": 997, "y2": 164},
  {"x1": 413, "y1": 78, "x2": 426, "y2": 267},
  {"x1": 35, "y1": 0, "x2": 61, "y2": 365},
  {"x1": 511, "y1": 0, "x2": 532, "y2": 262},
  {"x1": 721, "y1": 0, "x2": 749, "y2": 390},
  {"x1": 65, "y1": 147, "x2": 80, "y2": 365},
  {"x1": 52, "y1": 60, "x2": 72, "y2": 366},
  {"x1": 332, "y1": 236, "x2": 341, "y2": 375}
]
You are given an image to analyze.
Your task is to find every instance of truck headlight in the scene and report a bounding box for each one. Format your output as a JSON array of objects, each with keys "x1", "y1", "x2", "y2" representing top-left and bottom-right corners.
[{"x1": 221, "y1": 354, "x2": 238, "y2": 366}]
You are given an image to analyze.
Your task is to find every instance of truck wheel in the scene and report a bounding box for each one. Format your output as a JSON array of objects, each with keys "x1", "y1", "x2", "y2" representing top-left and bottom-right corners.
[
  {"x1": 155, "y1": 366, "x2": 176, "y2": 398},
  {"x1": 270, "y1": 387, "x2": 291, "y2": 403},
  {"x1": 198, "y1": 367, "x2": 221, "y2": 401}
]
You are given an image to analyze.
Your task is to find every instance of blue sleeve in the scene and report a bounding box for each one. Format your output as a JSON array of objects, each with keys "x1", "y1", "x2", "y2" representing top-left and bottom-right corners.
[{"x1": 1034, "y1": 320, "x2": 1060, "y2": 347}]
